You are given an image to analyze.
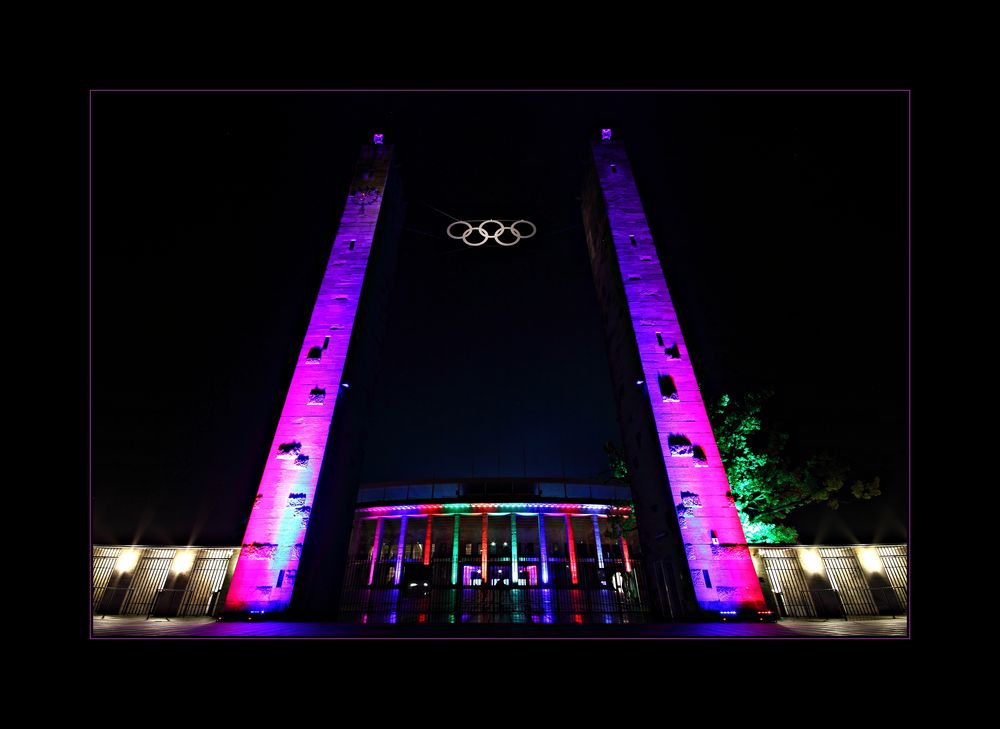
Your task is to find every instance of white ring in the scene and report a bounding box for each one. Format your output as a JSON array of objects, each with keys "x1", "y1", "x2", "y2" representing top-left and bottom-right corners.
[
  {"x1": 462, "y1": 226, "x2": 487, "y2": 247},
  {"x1": 478, "y1": 219, "x2": 503, "y2": 240},
  {"x1": 447, "y1": 221, "x2": 473, "y2": 240},
  {"x1": 495, "y1": 224, "x2": 521, "y2": 247},
  {"x1": 446, "y1": 219, "x2": 537, "y2": 247},
  {"x1": 510, "y1": 220, "x2": 536, "y2": 239}
]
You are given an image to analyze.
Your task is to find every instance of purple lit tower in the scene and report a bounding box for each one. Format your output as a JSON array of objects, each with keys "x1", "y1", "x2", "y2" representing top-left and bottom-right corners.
[
  {"x1": 582, "y1": 135, "x2": 767, "y2": 615},
  {"x1": 224, "y1": 140, "x2": 402, "y2": 616}
]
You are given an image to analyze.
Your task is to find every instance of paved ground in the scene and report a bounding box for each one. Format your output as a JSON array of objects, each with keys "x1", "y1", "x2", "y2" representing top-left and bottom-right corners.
[{"x1": 92, "y1": 616, "x2": 907, "y2": 638}]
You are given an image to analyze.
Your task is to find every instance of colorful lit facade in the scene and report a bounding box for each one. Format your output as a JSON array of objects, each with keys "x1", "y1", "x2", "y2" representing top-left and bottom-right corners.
[{"x1": 338, "y1": 479, "x2": 648, "y2": 624}]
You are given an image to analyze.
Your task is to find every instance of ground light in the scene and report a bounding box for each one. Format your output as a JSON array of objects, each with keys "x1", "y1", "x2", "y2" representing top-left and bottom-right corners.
[
  {"x1": 171, "y1": 550, "x2": 195, "y2": 574},
  {"x1": 115, "y1": 549, "x2": 139, "y2": 573},
  {"x1": 857, "y1": 548, "x2": 882, "y2": 573},
  {"x1": 800, "y1": 549, "x2": 824, "y2": 574}
]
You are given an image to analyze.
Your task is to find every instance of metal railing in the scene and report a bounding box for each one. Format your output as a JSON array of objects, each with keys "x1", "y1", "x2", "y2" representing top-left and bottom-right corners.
[
  {"x1": 92, "y1": 547, "x2": 235, "y2": 618},
  {"x1": 146, "y1": 588, "x2": 225, "y2": 619},
  {"x1": 339, "y1": 554, "x2": 649, "y2": 624},
  {"x1": 757, "y1": 544, "x2": 909, "y2": 620},
  {"x1": 94, "y1": 587, "x2": 135, "y2": 617}
]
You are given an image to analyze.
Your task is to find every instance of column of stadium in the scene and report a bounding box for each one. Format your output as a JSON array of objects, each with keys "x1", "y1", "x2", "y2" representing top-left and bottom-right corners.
[
  {"x1": 224, "y1": 143, "x2": 395, "y2": 614},
  {"x1": 585, "y1": 138, "x2": 766, "y2": 613}
]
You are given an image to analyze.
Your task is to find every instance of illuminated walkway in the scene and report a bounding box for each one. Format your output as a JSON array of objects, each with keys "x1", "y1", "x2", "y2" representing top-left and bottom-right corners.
[{"x1": 92, "y1": 616, "x2": 907, "y2": 638}]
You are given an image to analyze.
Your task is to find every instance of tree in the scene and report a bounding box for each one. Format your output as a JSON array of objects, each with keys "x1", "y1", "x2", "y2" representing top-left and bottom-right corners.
[
  {"x1": 602, "y1": 441, "x2": 639, "y2": 596},
  {"x1": 708, "y1": 390, "x2": 881, "y2": 543},
  {"x1": 603, "y1": 391, "x2": 881, "y2": 544}
]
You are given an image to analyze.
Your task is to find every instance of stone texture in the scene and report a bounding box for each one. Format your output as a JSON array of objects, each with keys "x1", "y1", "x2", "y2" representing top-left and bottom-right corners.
[
  {"x1": 276, "y1": 441, "x2": 302, "y2": 459},
  {"x1": 241, "y1": 543, "x2": 278, "y2": 560},
  {"x1": 586, "y1": 140, "x2": 766, "y2": 613},
  {"x1": 225, "y1": 145, "x2": 396, "y2": 614}
]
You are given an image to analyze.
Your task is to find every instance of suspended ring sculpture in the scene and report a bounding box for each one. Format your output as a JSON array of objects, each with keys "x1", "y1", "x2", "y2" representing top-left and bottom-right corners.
[{"x1": 446, "y1": 219, "x2": 537, "y2": 247}]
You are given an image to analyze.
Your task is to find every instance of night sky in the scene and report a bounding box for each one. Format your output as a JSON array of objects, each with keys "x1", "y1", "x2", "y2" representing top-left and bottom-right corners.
[{"x1": 91, "y1": 91, "x2": 908, "y2": 547}]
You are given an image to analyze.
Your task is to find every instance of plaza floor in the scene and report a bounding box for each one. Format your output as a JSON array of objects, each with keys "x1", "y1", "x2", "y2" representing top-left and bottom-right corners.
[{"x1": 92, "y1": 615, "x2": 907, "y2": 638}]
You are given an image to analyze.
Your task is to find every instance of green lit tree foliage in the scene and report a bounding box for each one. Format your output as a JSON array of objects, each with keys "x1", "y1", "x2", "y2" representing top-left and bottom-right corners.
[
  {"x1": 602, "y1": 441, "x2": 638, "y2": 554},
  {"x1": 603, "y1": 391, "x2": 881, "y2": 544},
  {"x1": 604, "y1": 441, "x2": 629, "y2": 483},
  {"x1": 710, "y1": 390, "x2": 881, "y2": 543}
]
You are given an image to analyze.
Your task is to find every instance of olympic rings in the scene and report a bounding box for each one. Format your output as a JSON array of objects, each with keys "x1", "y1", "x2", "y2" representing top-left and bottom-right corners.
[{"x1": 446, "y1": 219, "x2": 537, "y2": 247}]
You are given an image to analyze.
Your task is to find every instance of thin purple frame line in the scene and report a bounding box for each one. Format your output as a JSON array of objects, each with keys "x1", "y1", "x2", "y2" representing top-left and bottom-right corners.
[
  {"x1": 97, "y1": 636, "x2": 904, "y2": 641},
  {"x1": 90, "y1": 89, "x2": 910, "y2": 639},
  {"x1": 155, "y1": 637, "x2": 894, "y2": 641},
  {"x1": 89, "y1": 88, "x2": 94, "y2": 640},
  {"x1": 907, "y1": 89, "x2": 912, "y2": 640},
  {"x1": 88, "y1": 88, "x2": 911, "y2": 93}
]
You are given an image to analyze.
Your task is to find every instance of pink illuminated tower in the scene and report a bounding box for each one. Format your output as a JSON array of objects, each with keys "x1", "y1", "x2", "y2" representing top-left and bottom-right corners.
[
  {"x1": 224, "y1": 140, "x2": 401, "y2": 616},
  {"x1": 582, "y1": 135, "x2": 767, "y2": 615}
]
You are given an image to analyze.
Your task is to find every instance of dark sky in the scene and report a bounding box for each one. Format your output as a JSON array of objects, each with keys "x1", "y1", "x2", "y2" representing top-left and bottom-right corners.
[{"x1": 91, "y1": 91, "x2": 908, "y2": 547}]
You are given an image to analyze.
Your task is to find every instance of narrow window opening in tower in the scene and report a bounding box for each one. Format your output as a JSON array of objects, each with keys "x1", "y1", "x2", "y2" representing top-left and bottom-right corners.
[
  {"x1": 629, "y1": 235, "x2": 637, "y2": 247},
  {"x1": 349, "y1": 239, "x2": 356, "y2": 250},
  {"x1": 693, "y1": 446, "x2": 708, "y2": 467},
  {"x1": 306, "y1": 346, "x2": 322, "y2": 362},
  {"x1": 308, "y1": 387, "x2": 326, "y2": 405},
  {"x1": 656, "y1": 332, "x2": 664, "y2": 347},
  {"x1": 276, "y1": 441, "x2": 302, "y2": 459},
  {"x1": 611, "y1": 164, "x2": 618, "y2": 173},
  {"x1": 664, "y1": 343, "x2": 680, "y2": 359},
  {"x1": 322, "y1": 336, "x2": 330, "y2": 350},
  {"x1": 658, "y1": 374, "x2": 679, "y2": 402},
  {"x1": 703, "y1": 570, "x2": 712, "y2": 588},
  {"x1": 668, "y1": 434, "x2": 694, "y2": 457},
  {"x1": 628, "y1": 273, "x2": 642, "y2": 280}
]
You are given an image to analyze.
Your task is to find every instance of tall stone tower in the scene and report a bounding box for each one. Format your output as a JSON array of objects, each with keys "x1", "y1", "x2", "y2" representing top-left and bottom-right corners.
[
  {"x1": 224, "y1": 141, "x2": 402, "y2": 616},
  {"x1": 582, "y1": 136, "x2": 767, "y2": 616}
]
